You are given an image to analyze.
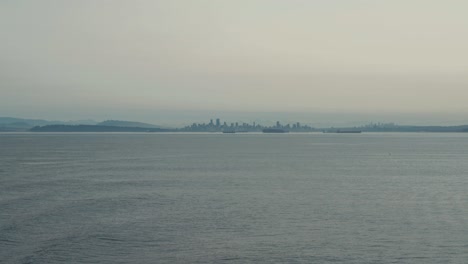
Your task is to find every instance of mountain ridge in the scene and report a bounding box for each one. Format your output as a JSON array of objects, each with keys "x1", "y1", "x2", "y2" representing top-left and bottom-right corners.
[{"x1": 97, "y1": 120, "x2": 160, "y2": 128}]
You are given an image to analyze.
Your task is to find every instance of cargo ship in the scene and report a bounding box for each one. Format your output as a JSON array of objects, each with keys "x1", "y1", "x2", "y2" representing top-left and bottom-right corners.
[
  {"x1": 262, "y1": 128, "x2": 288, "y2": 133},
  {"x1": 323, "y1": 129, "x2": 362, "y2": 133},
  {"x1": 337, "y1": 130, "x2": 361, "y2": 133}
]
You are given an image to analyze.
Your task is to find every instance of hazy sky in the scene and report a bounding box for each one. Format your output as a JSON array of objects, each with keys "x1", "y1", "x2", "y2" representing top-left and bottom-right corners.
[{"x1": 1, "y1": 0, "x2": 468, "y2": 125}]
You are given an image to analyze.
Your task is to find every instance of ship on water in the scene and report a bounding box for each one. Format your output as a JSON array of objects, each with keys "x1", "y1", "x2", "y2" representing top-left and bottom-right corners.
[
  {"x1": 336, "y1": 130, "x2": 361, "y2": 133},
  {"x1": 323, "y1": 129, "x2": 362, "y2": 133},
  {"x1": 262, "y1": 128, "x2": 288, "y2": 133}
]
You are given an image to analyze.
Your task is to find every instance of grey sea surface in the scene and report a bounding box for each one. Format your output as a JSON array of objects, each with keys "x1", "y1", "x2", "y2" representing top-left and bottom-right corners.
[{"x1": 1, "y1": 133, "x2": 467, "y2": 263}]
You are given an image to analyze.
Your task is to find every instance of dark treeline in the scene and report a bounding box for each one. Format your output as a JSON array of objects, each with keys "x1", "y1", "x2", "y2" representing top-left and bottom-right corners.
[
  {"x1": 352, "y1": 123, "x2": 468, "y2": 133},
  {"x1": 30, "y1": 125, "x2": 171, "y2": 132},
  {"x1": 365, "y1": 125, "x2": 468, "y2": 132}
]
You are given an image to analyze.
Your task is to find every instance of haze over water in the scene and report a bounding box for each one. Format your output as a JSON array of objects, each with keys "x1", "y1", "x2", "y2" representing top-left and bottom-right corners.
[
  {"x1": 2, "y1": 1, "x2": 468, "y2": 124},
  {"x1": 1, "y1": 133, "x2": 467, "y2": 263},
  {"x1": 2, "y1": 1, "x2": 468, "y2": 263}
]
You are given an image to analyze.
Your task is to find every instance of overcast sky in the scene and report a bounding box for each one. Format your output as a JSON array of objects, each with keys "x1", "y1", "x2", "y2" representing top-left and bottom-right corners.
[{"x1": 1, "y1": 0, "x2": 468, "y2": 125}]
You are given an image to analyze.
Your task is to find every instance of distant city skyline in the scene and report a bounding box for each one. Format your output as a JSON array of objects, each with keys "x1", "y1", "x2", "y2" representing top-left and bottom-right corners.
[
  {"x1": 3, "y1": 110, "x2": 468, "y2": 129},
  {"x1": 180, "y1": 118, "x2": 313, "y2": 132},
  {"x1": 5, "y1": 115, "x2": 468, "y2": 133}
]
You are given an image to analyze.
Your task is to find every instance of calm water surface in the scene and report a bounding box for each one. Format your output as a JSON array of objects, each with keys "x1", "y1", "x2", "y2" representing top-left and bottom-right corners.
[{"x1": 0, "y1": 133, "x2": 467, "y2": 263}]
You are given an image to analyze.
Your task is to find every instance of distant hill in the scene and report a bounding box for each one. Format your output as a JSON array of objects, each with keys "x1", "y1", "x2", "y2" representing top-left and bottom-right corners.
[
  {"x1": 0, "y1": 117, "x2": 54, "y2": 131},
  {"x1": 30, "y1": 125, "x2": 171, "y2": 132},
  {"x1": 97, "y1": 120, "x2": 160, "y2": 128},
  {"x1": 0, "y1": 117, "x2": 54, "y2": 126},
  {"x1": 0, "y1": 117, "x2": 96, "y2": 126},
  {"x1": 0, "y1": 117, "x2": 98, "y2": 131},
  {"x1": 0, "y1": 117, "x2": 165, "y2": 132}
]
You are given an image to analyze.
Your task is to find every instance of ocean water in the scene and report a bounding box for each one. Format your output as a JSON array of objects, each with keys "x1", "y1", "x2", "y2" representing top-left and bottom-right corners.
[{"x1": 0, "y1": 133, "x2": 467, "y2": 263}]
